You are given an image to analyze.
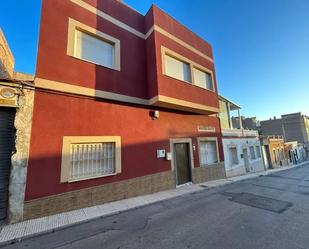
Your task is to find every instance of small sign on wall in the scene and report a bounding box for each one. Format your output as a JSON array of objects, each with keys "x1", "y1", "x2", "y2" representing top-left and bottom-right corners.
[
  {"x1": 166, "y1": 152, "x2": 172, "y2": 161},
  {"x1": 198, "y1": 125, "x2": 216, "y2": 132},
  {"x1": 157, "y1": 149, "x2": 166, "y2": 158},
  {"x1": 0, "y1": 87, "x2": 18, "y2": 107}
]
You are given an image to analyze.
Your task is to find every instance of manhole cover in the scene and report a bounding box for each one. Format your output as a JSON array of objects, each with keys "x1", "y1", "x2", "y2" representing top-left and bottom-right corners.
[{"x1": 222, "y1": 192, "x2": 293, "y2": 213}]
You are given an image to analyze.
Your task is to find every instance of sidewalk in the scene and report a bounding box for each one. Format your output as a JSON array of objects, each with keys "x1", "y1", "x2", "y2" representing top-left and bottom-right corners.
[{"x1": 0, "y1": 161, "x2": 308, "y2": 247}]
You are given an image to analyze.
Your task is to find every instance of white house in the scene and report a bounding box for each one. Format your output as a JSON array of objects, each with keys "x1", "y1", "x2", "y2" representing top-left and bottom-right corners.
[{"x1": 219, "y1": 96, "x2": 265, "y2": 177}]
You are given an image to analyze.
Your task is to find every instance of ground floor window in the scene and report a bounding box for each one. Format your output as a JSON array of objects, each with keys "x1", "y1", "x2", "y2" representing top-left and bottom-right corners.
[
  {"x1": 250, "y1": 146, "x2": 256, "y2": 160},
  {"x1": 198, "y1": 138, "x2": 219, "y2": 166},
  {"x1": 61, "y1": 136, "x2": 121, "y2": 182},
  {"x1": 229, "y1": 147, "x2": 238, "y2": 166}
]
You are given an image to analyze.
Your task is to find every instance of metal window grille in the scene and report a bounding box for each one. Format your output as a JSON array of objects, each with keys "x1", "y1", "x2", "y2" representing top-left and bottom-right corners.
[{"x1": 69, "y1": 142, "x2": 116, "y2": 181}]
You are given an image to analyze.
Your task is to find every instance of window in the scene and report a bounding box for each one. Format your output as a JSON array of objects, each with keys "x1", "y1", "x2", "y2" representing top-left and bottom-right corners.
[
  {"x1": 250, "y1": 146, "x2": 256, "y2": 160},
  {"x1": 199, "y1": 140, "x2": 219, "y2": 165},
  {"x1": 229, "y1": 147, "x2": 238, "y2": 166},
  {"x1": 165, "y1": 54, "x2": 191, "y2": 83},
  {"x1": 256, "y1": 146, "x2": 261, "y2": 158},
  {"x1": 193, "y1": 67, "x2": 213, "y2": 91},
  {"x1": 75, "y1": 30, "x2": 115, "y2": 69},
  {"x1": 61, "y1": 136, "x2": 121, "y2": 183},
  {"x1": 162, "y1": 47, "x2": 216, "y2": 92},
  {"x1": 67, "y1": 18, "x2": 120, "y2": 70}
]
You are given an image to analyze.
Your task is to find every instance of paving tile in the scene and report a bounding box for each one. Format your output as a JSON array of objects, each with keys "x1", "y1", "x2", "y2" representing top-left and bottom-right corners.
[
  {"x1": 97, "y1": 203, "x2": 116, "y2": 215},
  {"x1": 0, "y1": 221, "x2": 27, "y2": 242},
  {"x1": 66, "y1": 209, "x2": 86, "y2": 224},
  {"x1": 83, "y1": 206, "x2": 102, "y2": 219},
  {"x1": 23, "y1": 217, "x2": 48, "y2": 236},
  {"x1": 46, "y1": 213, "x2": 69, "y2": 230}
]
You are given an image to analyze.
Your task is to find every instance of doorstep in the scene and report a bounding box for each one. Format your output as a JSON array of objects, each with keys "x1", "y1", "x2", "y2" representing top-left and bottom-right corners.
[{"x1": 0, "y1": 161, "x2": 308, "y2": 247}]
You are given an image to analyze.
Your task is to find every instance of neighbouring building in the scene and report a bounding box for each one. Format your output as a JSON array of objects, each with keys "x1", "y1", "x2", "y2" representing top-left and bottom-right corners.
[
  {"x1": 232, "y1": 116, "x2": 259, "y2": 131},
  {"x1": 0, "y1": 29, "x2": 34, "y2": 224},
  {"x1": 260, "y1": 135, "x2": 288, "y2": 169},
  {"x1": 285, "y1": 141, "x2": 308, "y2": 165},
  {"x1": 260, "y1": 113, "x2": 309, "y2": 148},
  {"x1": 14, "y1": 0, "x2": 227, "y2": 222},
  {"x1": 0, "y1": 29, "x2": 14, "y2": 79},
  {"x1": 219, "y1": 96, "x2": 264, "y2": 177}
]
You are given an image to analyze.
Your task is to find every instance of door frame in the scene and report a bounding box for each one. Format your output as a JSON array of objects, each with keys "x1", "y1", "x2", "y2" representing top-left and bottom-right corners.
[
  {"x1": 170, "y1": 138, "x2": 194, "y2": 187},
  {"x1": 0, "y1": 107, "x2": 16, "y2": 224}
]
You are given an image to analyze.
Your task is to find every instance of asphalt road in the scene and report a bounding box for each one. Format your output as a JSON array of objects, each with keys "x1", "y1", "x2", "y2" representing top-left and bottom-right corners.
[{"x1": 3, "y1": 163, "x2": 309, "y2": 249}]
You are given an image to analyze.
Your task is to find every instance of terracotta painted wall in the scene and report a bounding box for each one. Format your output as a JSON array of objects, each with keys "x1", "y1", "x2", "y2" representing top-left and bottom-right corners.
[
  {"x1": 25, "y1": 91, "x2": 223, "y2": 200},
  {"x1": 145, "y1": 5, "x2": 219, "y2": 108},
  {"x1": 36, "y1": 0, "x2": 148, "y2": 99},
  {"x1": 26, "y1": 0, "x2": 223, "y2": 201}
]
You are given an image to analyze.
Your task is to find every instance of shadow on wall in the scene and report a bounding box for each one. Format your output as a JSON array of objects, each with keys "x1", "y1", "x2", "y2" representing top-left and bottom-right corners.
[{"x1": 25, "y1": 134, "x2": 223, "y2": 202}]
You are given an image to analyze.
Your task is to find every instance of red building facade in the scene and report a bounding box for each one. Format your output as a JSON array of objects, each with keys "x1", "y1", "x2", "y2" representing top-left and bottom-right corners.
[{"x1": 24, "y1": 0, "x2": 225, "y2": 219}]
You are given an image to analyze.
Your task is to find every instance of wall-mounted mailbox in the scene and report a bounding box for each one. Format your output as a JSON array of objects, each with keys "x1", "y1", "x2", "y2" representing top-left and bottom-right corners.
[
  {"x1": 157, "y1": 149, "x2": 166, "y2": 158},
  {"x1": 166, "y1": 152, "x2": 172, "y2": 161}
]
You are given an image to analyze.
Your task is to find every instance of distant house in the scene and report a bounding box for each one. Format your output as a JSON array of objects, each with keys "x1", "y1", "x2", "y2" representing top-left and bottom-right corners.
[
  {"x1": 260, "y1": 135, "x2": 288, "y2": 169},
  {"x1": 232, "y1": 116, "x2": 259, "y2": 130},
  {"x1": 219, "y1": 96, "x2": 264, "y2": 177},
  {"x1": 260, "y1": 113, "x2": 309, "y2": 148}
]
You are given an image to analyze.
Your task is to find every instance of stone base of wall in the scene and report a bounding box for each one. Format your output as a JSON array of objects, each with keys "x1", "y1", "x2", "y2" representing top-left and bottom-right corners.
[
  {"x1": 225, "y1": 164, "x2": 246, "y2": 178},
  {"x1": 23, "y1": 171, "x2": 175, "y2": 220},
  {"x1": 249, "y1": 159, "x2": 265, "y2": 173},
  {"x1": 192, "y1": 162, "x2": 226, "y2": 184}
]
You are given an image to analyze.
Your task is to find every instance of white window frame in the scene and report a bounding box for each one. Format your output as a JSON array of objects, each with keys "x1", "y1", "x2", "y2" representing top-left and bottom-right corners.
[
  {"x1": 197, "y1": 137, "x2": 220, "y2": 166},
  {"x1": 67, "y1": 18, "x2": 121, "y2": 71},
  {"x1": 61, "y1": 136, "x2": 121, "y2": 183},
  {"x1": 164, "y1": 53, "x2": 192, "y2": 84},
  {"x1": 161, "y1": 46, "x2": 215, "y2": 92},
  {"x1": 193, "y1": 66, "x2": 214, "y2": 91}
]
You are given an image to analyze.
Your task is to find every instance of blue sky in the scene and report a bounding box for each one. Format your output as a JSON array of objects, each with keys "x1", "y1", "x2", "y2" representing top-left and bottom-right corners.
[{"x1": 0, "y1": 0, "x2": 308, "y2": 120}]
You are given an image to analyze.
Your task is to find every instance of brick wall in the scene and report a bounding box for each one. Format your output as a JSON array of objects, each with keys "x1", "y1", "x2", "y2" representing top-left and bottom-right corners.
[
  {"x1": 23, "y1": 163, "x2": 226, "y2": 220},
  {"x1": 192, "y1": 162, "x2": 226, "y2": 184},
  {"x1": 23, "y1": 171, "x2": 176, "y2": 220}
]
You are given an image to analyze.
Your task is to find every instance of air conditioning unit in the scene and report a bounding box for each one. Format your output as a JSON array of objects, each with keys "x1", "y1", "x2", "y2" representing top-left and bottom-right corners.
[{"x1": 0, "y1": 86, "x2": 18, "y2": 107}]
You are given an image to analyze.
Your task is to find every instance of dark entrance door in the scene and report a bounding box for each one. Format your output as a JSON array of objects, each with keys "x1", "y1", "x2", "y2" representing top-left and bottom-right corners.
[
  {"x1": 174, "y1": 143, "x2": 191, "y2": 186},
  {"x1": 0, "y1": 108, "x2": 16, "y2": 224}
]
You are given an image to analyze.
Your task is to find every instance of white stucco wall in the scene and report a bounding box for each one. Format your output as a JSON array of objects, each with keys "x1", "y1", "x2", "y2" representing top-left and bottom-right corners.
[{"x1": 223, "y1": 137, "x2": 265, "y2": 178}]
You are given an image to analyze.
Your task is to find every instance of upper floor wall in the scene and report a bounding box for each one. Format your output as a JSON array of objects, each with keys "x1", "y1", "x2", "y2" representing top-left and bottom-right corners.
[{"x1": 36, "y1": 0, "x2": 219, "y2": 114}]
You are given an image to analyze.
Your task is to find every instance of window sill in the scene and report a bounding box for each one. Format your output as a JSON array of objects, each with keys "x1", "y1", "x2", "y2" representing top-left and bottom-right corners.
[
  {"x1": 200, "y1": 162, "x2": 220, "y2": 167},
  {"x1": 163, "y1": 74, "x2": 216, "y2": 93},
  {"x1": 69, "y1": 55, "x2": 120, "y2": 72},
  {"x1": 68, "y1": 172, "x2": 118, "y2": 183}
]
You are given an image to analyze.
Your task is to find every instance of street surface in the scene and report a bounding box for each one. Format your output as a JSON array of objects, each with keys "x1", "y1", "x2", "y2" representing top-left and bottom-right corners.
[{"x1": 2, "y1": 163, "x2": 309, "y2": 249}]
